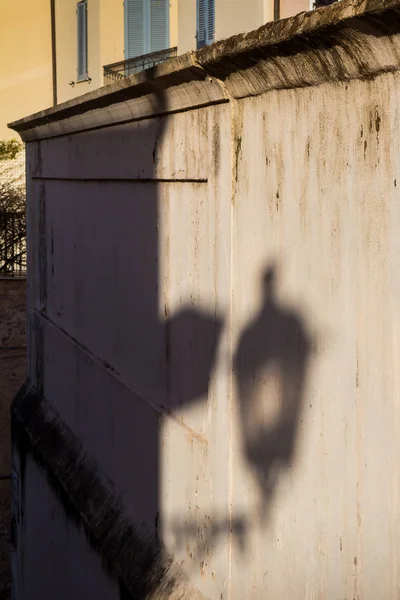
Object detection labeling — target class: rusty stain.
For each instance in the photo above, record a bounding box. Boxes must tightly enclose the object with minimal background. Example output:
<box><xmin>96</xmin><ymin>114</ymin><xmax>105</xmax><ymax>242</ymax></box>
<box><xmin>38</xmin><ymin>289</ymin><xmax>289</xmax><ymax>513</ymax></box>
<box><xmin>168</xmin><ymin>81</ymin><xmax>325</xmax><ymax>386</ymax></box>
<box><xmin>375</xmin><ymin>109</ymin><xmax>381</xmax><ymax>134</ymax></box>
<box><xmin>235</xmin><ymin>134</ymin><xmax>242</xmax><ymax>183</ymax></box>
<box><xmin>152</xmin><ymin>137</ymin><xmax>158</xmax><ymax>165</ymax></box>
<box><xmin>212</xmin><ymin>120</ymin><xmax>220</xmax><ymax>177</ymax></box>
<box><xmin>369</xmin><ymin>110</ymin><xmax>374</xmax><ymax>134</ymax></box>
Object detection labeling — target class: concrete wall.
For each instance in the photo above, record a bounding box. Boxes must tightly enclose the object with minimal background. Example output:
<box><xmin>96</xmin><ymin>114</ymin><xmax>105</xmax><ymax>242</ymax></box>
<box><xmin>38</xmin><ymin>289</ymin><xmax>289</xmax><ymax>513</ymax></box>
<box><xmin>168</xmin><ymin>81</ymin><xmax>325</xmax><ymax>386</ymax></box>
<box><xmin>9</xmin><ymin>1</ymin><xmax>400</xmax><ymax>599</ymax></box>
<box><xmin>0</xmin><ymin>0</ymin><xmax>52</xmax><ymax>140</ymax></box>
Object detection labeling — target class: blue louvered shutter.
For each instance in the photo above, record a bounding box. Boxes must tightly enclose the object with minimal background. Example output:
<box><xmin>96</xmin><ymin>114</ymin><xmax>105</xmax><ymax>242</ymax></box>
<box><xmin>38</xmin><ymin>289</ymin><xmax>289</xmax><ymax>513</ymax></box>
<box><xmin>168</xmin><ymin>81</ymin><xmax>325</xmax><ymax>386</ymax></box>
<box><xmin>206</xmin><ymin>0</ymin><xmax>215</xmax><ymax>46</ymax></box>
<box><xmin>77</xmin><ymin>0</ymin><xmax>88</xmax><ymax>80</ymax></box>
<box><xmin>125</xmin><ymin>0</ymin><xmax>145</xmax><ymax>59</ymax></box>
<box><xmin>197</xmin><ymin>0</ymin><xmax>214</xmax><ymax>49</ymax></box>
<box><xmin>197</xmin><ymin>0</ymin><xmax>206</xmax><ymax>49</ymax></box>
<box><xmin>150</xmin><ymin>0</ymin><xmax>168</xmax><ymax>53</ymax></box>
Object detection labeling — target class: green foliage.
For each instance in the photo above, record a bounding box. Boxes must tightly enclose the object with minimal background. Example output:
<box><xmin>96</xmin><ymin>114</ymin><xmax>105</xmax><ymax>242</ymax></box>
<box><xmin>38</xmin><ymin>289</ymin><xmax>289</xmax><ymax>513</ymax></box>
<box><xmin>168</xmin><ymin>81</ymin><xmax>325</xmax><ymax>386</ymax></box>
<box><xmin>0</xmin><ymin>139</ymin><xmax>23</xmax><ymax>161</ymax></box>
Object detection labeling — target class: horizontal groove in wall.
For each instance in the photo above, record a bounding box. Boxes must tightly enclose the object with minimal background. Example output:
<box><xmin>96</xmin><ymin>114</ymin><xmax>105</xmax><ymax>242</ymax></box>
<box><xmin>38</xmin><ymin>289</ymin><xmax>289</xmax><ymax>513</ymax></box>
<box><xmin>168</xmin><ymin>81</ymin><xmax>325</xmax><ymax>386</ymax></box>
<box><xmin>32</xmin><ymin>176</ymin><xmax>208</xmax><ymax>184</ymax></box>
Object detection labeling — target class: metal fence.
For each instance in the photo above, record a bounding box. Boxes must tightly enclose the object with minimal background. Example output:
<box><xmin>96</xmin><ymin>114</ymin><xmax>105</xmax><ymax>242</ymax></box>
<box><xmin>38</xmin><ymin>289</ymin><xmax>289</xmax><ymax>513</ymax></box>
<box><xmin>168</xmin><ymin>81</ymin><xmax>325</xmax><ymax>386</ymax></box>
<box><xmin>103</xmin><ymin>47</ymin><xmax>178</xmax><ymax>86</ymax></box>
<box><xmin>0</xmin><ymin>211</ymin><xmax>26</xmax><ymax>277</ymax></box>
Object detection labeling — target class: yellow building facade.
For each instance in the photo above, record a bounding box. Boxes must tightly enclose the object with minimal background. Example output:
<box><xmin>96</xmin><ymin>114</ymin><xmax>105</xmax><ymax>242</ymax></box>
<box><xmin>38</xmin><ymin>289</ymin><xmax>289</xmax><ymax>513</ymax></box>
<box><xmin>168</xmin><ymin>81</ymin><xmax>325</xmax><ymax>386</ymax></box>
<box><xmin>55</xmin><ymin>0</ymin><xmax>123</xmax><ymax>103</ymax></box>
<box><xmin>55</xmin><ymin>0</ymin><xmax>178</xmax><ymax>104</ymax></box>
<box><xmin>1</xmin><ymin>0</ymin><xmax>334</xmax><ymax>139</ymax></box>
<box><xmin>0</xmin><ymin>0</ymin><xmax>53</xmax><ymax>140</ymax></box>
<box><xmin>0</xmin><ymin>0</ymin><xmax>179</xmax><ymax>137</ymax></box>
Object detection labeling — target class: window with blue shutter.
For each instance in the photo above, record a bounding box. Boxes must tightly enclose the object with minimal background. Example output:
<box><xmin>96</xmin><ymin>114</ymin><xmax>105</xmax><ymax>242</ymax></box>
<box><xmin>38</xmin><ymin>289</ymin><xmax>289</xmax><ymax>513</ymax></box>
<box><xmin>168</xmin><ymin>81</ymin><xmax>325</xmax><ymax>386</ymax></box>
<box><xmin>197</xmin><ymin>0</ymin><xmax>215</xmax><ymax>49</ymax></box>
<box><xmin>125</xmin><ymin>0</ymin><xmax>145</xmax><ymax>59</ymax></box>
<box><xmin>314</xmin><ymin>0</ymin><xmax>339</xmax><ymax>6</ymax></box>
<box><xmin>206</xmin><ymin>0</ymin><xmax>215</xmax><ymax>46</ymax></box>
<box><xmin>150</xmin><ymin>0</ymin><xmax>169</xmax><ymax>53</ymax></box>
<box><xmin>125</xmin><ymin>0</ymin><xmax>169</xmax><ymax>60</ymax></box>
<box><xmin>77</xmin><ymin>0</ymin><xmax>88</xmax><ymax>81</ymax></box>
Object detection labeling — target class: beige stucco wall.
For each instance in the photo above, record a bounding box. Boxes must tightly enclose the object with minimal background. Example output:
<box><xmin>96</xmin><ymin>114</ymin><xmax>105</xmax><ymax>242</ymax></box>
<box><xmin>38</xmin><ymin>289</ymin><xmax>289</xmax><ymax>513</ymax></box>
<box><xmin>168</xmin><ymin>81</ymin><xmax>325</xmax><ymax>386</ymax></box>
<box><xmin>99</xmin><ymin>0</ymin><xmax>124</xmax><ymax>73</ymax></box>
<box><xmin>216</xmin><ymin>1</ymin><xmax>264</xmax><ymax>42</ymax></box>
<box><xmin>280</xmin><ymin>0</ymin><xmax>312</xmax><ymax>18</ymax></box>
<box><xmin>0</xmin><ymin>0</ymin><xmax>52</xmax><ymax>141</ymax></box>
<box><xmin>178</xmin><ymin>0</ymin><xmax>197</xmax><ymax>54</ymax></box>
<box><xmin>170</xmin><ymin>0</ymin><xmax>179</xmax><ymax>48</ymax></box>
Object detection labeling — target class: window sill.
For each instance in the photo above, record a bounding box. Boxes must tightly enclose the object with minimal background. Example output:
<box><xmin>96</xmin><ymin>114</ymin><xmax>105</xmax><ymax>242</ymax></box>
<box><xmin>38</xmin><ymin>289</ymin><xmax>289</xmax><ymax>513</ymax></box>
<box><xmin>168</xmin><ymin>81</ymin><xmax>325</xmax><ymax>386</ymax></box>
<box><xmin>69</xmin><ymin>77</ymin><xmax>92</xmax><ymax>87</ymax></box>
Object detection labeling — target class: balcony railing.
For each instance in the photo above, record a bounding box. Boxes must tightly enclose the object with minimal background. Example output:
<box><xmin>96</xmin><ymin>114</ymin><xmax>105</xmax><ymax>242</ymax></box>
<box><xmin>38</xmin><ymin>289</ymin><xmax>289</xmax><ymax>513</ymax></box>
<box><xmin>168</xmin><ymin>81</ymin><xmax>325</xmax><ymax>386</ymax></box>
<box><xmin>103</xmin><ymin>47</ymin><xmax>178</xmax><ymax>86</ymax></box>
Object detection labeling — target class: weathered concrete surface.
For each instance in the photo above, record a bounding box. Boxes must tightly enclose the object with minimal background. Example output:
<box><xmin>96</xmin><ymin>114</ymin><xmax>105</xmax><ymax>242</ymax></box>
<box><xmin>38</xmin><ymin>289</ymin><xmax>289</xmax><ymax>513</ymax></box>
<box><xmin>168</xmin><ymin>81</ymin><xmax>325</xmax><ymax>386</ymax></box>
<box><xmin>8</xmin><ymin>0</ymin><xmax>400</xmax><ymax>598</ymax></box>
<box><xmin>12</xmin><ymin>382</ymin><xmax>205</xmax><ymax>600</ymax></box>
<box><xmin>0</xmin><ymin>279</ymin><xmax>26</xmax><ymax>600</ymax></box>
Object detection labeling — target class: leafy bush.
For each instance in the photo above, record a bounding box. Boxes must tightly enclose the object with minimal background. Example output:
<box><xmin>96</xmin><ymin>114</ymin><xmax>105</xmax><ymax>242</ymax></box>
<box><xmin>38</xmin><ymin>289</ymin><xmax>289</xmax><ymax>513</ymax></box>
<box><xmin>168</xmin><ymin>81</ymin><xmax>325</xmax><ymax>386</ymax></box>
<box><xmin>0</xmin><ymin>139</ymin><xmax>23</xmax><ymax>161</ymax></box>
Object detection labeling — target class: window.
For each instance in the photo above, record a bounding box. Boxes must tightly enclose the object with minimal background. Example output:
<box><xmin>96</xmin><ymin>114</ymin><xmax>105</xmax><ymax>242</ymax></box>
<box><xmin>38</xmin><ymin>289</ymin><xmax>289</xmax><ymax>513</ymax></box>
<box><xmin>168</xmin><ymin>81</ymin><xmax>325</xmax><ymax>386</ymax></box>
<box><xmin>314</xmin><ymin>0</ymin><xmax>339</xmax><ymax>7</ymax></box>
<box><xmin>197</xmin><ymin>0</ymin><xmax>215</xmax><ymax>50</ymax></box>
<box><xmin>77</xmin><ymin>0</ymin><xmax>88</xmax><ymax>81</ymax></box>
<box><xmin>124</xmin><ymin>0</ymin><xmax>169</xmax><ymax>60</ymax></box>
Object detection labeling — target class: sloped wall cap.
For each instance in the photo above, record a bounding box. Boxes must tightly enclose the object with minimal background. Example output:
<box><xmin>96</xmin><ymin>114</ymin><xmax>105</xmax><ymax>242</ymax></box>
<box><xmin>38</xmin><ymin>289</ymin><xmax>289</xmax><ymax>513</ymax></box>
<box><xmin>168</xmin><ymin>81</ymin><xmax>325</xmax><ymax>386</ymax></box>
<box><xmin>8</xmin><ymin>0</ymin><xmax>400</xmax><ymax>139</ymax></box>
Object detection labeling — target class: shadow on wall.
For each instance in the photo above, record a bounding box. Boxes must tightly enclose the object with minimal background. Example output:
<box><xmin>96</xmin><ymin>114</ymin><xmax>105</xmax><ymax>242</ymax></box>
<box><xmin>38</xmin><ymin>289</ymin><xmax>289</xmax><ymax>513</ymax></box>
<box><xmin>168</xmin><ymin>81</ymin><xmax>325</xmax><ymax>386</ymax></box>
<box><xmin>234</xmin><ymin>264</ymin><xmax>310</xmax><ymax>521</ymax></box>
<box><xmin>170</xmin><ymin>264</ymin><xmax>311</xmax><ymax>559</ymax></box>
<box><xmin>34</xmin><ymin>74</ymin><xmax>223</xmax><ymax>599</ymax></box>
<box><xmin>31</xmin><ymin>68</ymin><xmax>312</xmax><ymax>599</ymax></box>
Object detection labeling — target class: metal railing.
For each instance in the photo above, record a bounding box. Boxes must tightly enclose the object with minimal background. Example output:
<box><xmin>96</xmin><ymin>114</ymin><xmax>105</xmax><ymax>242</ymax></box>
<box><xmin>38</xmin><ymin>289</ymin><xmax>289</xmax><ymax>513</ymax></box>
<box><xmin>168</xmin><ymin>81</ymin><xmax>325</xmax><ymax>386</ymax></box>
<box><xmin>103</xmin><ymin>47</ymin><xmax>178</xmax><ymax>86</ymax></box>
<box><xmin>0</xmin><ymin>211</ymin><xmax>26</xmax><ymax>277</ymax></box>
